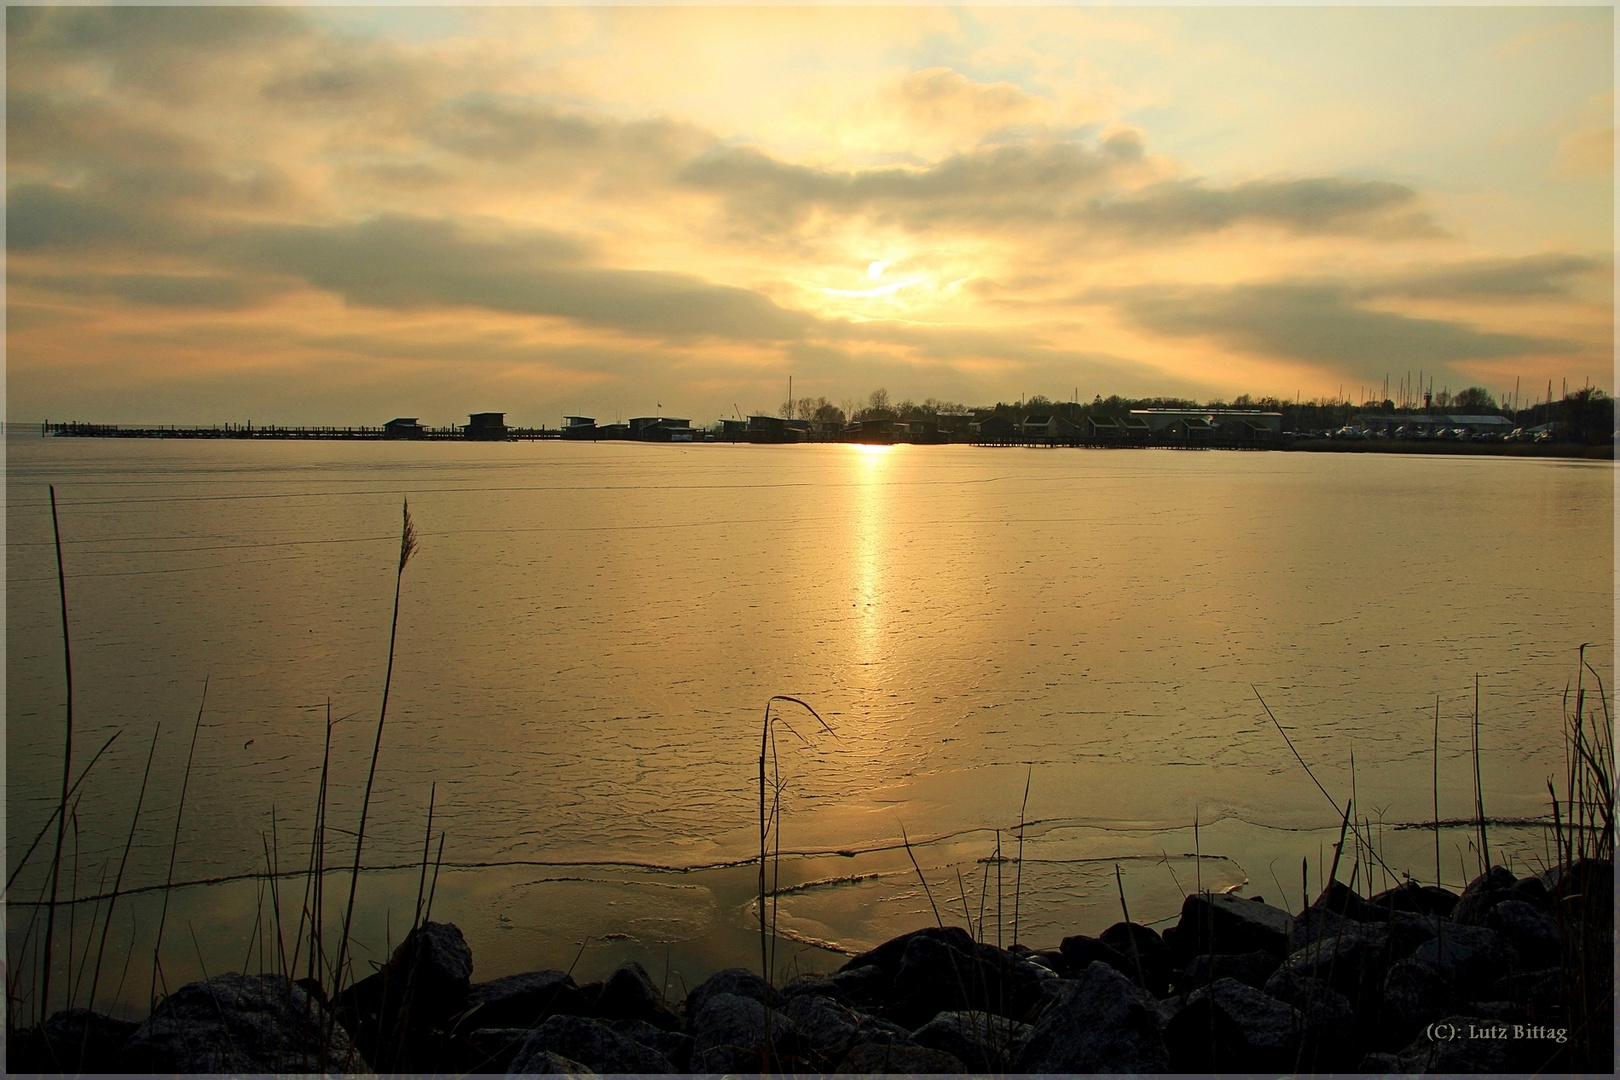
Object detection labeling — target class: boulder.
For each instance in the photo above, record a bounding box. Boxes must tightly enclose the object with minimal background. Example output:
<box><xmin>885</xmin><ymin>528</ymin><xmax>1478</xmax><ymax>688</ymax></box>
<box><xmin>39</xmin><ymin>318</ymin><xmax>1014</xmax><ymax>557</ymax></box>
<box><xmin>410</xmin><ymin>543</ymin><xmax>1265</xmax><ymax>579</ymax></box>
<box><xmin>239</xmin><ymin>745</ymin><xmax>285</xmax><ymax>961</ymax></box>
<box><xmin>1369</xmin><ymin>881</ymin><xmax>1458</xmax><ymax>917</ymax></box>
<box><xmin>1099</xmin><ymin>921</ymin><xmax>1173</xmax><ymax>996</ymax></box>
<box><xmin>839</xmin><ymin>925</ymin><xmax>976</xmax><ymax>978</ymax></box>
<box><xmin>1013</xmin><ymin>962</ymin><xmax>1171</xmax><ymax>1073</ymax></box>
<box><xmin>464</xmin><ymin>970</ymin><xmax>585</xmax><ymax>1031</ymax></box>
<box><xmin>1175</xmin><ymin>949</ymin><xmax>1279</xmax><ymax>993</ymax></box>
<box><xmin>887</xmin><ymin>931</ymin><xmax>1041</xmax><ymax>1027</ymax></box>
<box><xmin>1377</xmin><ymin>959</ymin><xmax>1455</xmax><ymax>1050</ymax></box>
<box><xmin>507</xmin><ymin>1014</ymin><xmax>675</xmax><ymax>1074</ymax></box>
<box><xmin>1450</xmin><ymin>865</ymin><xmax>1518</xmax><ymax>926</ymax></box>
<box><xmin>24</xmin><ymin>1008</ymin><xmax>139</xmax><ymax>1073</ymax></box>
<box><xmin>333</xmin><ymin>920</ymin><xmax>473</xmax><ymax>1069</ymax></box>
<box><xmin>912</xmin><ymin>1009</ymin><xmax>1031</xmax><ymax>1072</ymax></box>
<box><xmin>1164</xmin><ymin>977</ymin><xmax>1302</xmax><ymax>1073</ymax></box>
<box><xmin>1507</xmin><ymin>875</ymin><xmax>1550</xmax><ymax>910</ymax></box>
<box><xmin>122</xmin><ymin>973</ymin><xmax>362</xmax><ymax>1073</ymax></box>
<box><xmin>1408</xmin><ymin>923</ymin><xmax>1515</xmax><ymax>988</ymax></box>
<box><xmin>1258</xmin><ymin>973</ymin><xmax>1360</xmax><ymax>1071</ymax></box>
<box><xmin>1392</xmin><ymin>1014</ymin><xmax>1547</xmax><ymax>1073</ymax></box>
<box><xmin>1313</xmin><ymin>880</ymin><xmax>1382</xmax><ymax>922</ymax></box>
<box><xmin>457</xmin><ymin>1027</ymin><xmax>543</xmax><ymax>1073</ymax></box>
<box><xmin>1269</xmin><ymin>920</ymin><xmax>1391</xmax><ymax>1008</ymax></box>
<box><xmin>1163</xmin><ymin>891</ymin><xmax>1294</xmax><ymax>962</ymax></box>
<box><xmin>594</xmin><ymin>960</ymin><xmax>679</xmax><ymax>1030</ymax></box>
<box><xmin>837</xmin><ymin>1041</ymin><xmax>966</xmax><ymax>1073</ymax></box>
<box><xmin>687</xmin><ymin>991</ymin><xmax>799</xmax><ymax>1072</ymax></box>
<box><xmin>681</xmin><ymin>967</ymin><xmax>773</xmax><ymax>1020</ymax></box>
<box><xmin>389</xmin><ymin>921</ymin><xmax>474</xmax><ymax>1024</ymax></box>
<box><xmin>1486</xmin><ymin>900</ymin><xmax>1561</xmax><ymax>971</ymax></box>
<box><xmin>778</xmin><ymin>993</ymin><xmax>858</xmax><ymax>1066</ymax></box>
<box><xmin>502</xmin><ymin>1047</ymin><xmax>598</xmax><ymax>1076</ymax></box>
<box><xmin>1059</xmin><ymin>934</ymin><xmax>1130</xmax><ymax>979</ymax></box>
<box><xmin>608</xmin><ymin>1017</ymin><xmax>692</xmax><ymax>1070</ymax></box>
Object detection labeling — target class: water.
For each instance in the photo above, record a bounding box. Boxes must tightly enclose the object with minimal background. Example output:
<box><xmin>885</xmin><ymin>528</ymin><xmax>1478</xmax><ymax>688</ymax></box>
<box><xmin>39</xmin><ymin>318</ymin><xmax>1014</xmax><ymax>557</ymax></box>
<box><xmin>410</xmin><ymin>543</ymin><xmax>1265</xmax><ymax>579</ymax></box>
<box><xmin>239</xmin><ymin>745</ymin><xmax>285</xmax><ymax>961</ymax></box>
<box><xmin>7</xmin><ymin>437</ymin><xmax>1612</xmax><ymax>1017</ymax></box>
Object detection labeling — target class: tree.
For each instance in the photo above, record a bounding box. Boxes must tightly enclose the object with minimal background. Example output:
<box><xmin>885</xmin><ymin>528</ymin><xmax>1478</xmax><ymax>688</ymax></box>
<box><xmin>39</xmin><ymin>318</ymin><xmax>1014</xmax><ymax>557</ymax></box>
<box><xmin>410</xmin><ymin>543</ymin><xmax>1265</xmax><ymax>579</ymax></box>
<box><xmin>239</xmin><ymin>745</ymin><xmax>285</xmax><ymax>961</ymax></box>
<box><xmin>867</xmin><ymin>388</ymin><xmax>891</xmax><ymax>414</ymax></box>
<box><xmin>1452</xmin><ymin>386</ymin><xmax>1497</xmax><ymax>411</ymax></box>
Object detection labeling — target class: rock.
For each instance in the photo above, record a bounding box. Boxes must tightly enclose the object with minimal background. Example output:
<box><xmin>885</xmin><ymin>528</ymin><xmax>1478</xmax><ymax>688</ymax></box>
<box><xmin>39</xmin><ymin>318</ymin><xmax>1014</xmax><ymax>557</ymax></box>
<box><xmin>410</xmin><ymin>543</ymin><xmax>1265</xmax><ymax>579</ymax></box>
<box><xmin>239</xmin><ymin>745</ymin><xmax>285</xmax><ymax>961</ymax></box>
<box><xmin>1384</xmin><ymin>910</ymin><xmax>1446</xmax><ymax>961</ymax></box>
<box><xmin>389</xmin><ymin>920</ymin><xmax>474</xmax><ymax>1024</ymax></box>
<box><xmin>608</xmin><ymin>1017</ymin><xmax>692</xmax><ymax>1070</ymax></box>
<box><xmin>1273</xmin><ymin>976</ymin><xmax>1360</xmax><ymax>1071</ymax></box>
<box><xmin>1541</xmin><ymin>857</ymin><xmax>1613</xmax><ymax>909</ymax></box>
<box><xmin>1495</xmin><ymin>968</ymin><xmax>1563</xmax><ymax>1016</ymax></box>
<box><xmin>1099</xmin><ymin>921</ymin><xmax>1173</xmax><ymax>996</ymax></box>
<box><xmin>457</xmin><ymin>1027</ymin><xmax>542</xmax><ymax>1073</ymax></box>
<box><xmin>1451</xmin><ymin>865</ymin><xmax>1518</xmax><ymax>926</ymax></box>
<box><xmin>594</xmin><ymin>960</ymin><xmax>679</xmax><ymax>1030</ymax></box>
<box><xmin>837</xmin><ymin>1040</ymin><xmax>965</xmax><ymax>1072</ymax></box>
<box><xmin>1370</xmin><ymin>880</ymin><xmax>1458</xmax><ymax>916</ymax></box>
<box><xmin>1013</xmin><ymin>962</ymin><xmax>1171</xmax><ymax>1073</ymax></box>
<box><xmin>1163</xmin><ymin>892</ymin><xmax>1294</xmax><ymax>962</ymax></box>
<box><xmin>687</xmin><ymin>991</ymin><xmax>799</xmax><ymax>1072</ymax></box>
<box><xmin>912</xmin><ymin>1010</ymin><xmax>1031</xmax><ymax>1072</ymax></box>
<box><xmin>1393</xmin><ymin>1014</ymin><xmax>1546</xmax><ymax>1073</ymax></box>
<box><xmin>1409</xmin><ymin>923</ymin><xmax>1515</xmax><ymax>987</ymax></box>
<box><xmin>1288</xmin><ymin>905</ymin><xmax>1355</xmax><ymax>952</ymax></box>
<box><xmin>1176</xmin><ymin>949</ymin><xmax>1279</xmax><ymax>993</ymax></box>
<box><xmin>508</xmin><ymin>1014</ymin><xmax>675</xmax><ymax>1074</ymax></box>
<box><xmin>1164</xmin><ymin>977</ymin><xmax>1302</xmax><ymax>1073</ymax></box>
<box><xmin>816</xmin><ymin>963</ymin><xmax>890</xmax><ymax>1010</ymax></box>
<box><xmin>123</xmin><ymin>973</ymin><xmax>362</xmax><ymax>1073</ymax></box>
<box><xmin>464</xmin><ymin>970</ymin><xmax>585</xmax><ymax>1031</ymax></box>
<box><xmin>1486</xmin><ymin>900</ymin><xmax>1561</xmax><ymax>970</ymax></box>
<box><xmin>846</xmin><ymin>1014</ymin><xmax>917</xmax><ymax>1049</ymax></box>
<box><xmin>839</xmin><ymin>925</ymin><xmax>976</xmax><ymax>977</ymax></box>
<box><xmin>1359</xmin><ymin>1050</ymin><xmax>1402</xmax><ymax>1071</ymax></box>
<box><xmin>777</xmin><ymin>993</ymin><xmax>858</xmax><ymax>1067</ymax></box>
<box><xmin>503</xmin><ymin>1047</ymin><xmax>598</xmax><ymax>1076</ymax></box>
<box><xmin>1056</xmin><ymin>939</ymin><xmax>1134</xmax><ymax>977</ymax></box>
<box><xmin>27</xmin><ymin>1008</ymin><xmax>139</xmax><ymax>1073</ymax></box>
<box><xmin>1269</xmin><ymin>921</ymin><xmax>1391</xmax><ymax>1008</ymax></box>
<box><xmin>1507</xmin><ymin>875</ymin><xmax>1550</xmax><ymax>910</ymax></box>
<box><xmin>1378</xmin><ymin>959</ymin><xmax>1455</xmax><ymax>1050</ymax></box>
<box><xmin>888</xmin><ymin>931</ymin><xmax>1039</xmax><ymax>1027</ymax></box>
<box><xmin>682</xmin><ymin>967</ymin><xmax>773</xmax><ymax>1020</ymax></box>
<box><xmin>1313</xmin><ymin>880</ymin><xmax>1382</xmax><ymax>922</ymax></box>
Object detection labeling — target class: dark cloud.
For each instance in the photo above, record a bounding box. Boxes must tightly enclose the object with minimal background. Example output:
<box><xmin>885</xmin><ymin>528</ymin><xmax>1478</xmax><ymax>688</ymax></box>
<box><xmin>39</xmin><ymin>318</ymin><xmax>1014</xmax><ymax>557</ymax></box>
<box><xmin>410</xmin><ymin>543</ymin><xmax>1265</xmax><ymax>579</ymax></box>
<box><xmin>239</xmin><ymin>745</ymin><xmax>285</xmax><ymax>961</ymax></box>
<box><xmin>1104</xmin><ymin>281</ymin><xmax>1579</xmax><ymax>370</ymax></box>
<box><xmin>679</xmin><ymin>140</ymin><xmax>1134</xmax><ymax>232</ymax></box>
<box><xmin>15</xmin><ymin>271</ymin><xmax>283</xmax><ymax>311</ymax></box>
<box><xmin>681</xmin><ymin>141</ymin><xmax>1438</xmax><ymax>239</ymax></box>
<box><xmin>1361</xmin><ymin>253</ymin><xmax>1605</xmax><ymax>298</ymax></box>
<box><xmin>222</xmin><ymin>214</ymin><xmax>813</xmax><ymax>342</ymax></box>
<box><xmin>1088</xmin><ymin>177</ymin><xmax>1440</xmax><ymax>238</ymax></box>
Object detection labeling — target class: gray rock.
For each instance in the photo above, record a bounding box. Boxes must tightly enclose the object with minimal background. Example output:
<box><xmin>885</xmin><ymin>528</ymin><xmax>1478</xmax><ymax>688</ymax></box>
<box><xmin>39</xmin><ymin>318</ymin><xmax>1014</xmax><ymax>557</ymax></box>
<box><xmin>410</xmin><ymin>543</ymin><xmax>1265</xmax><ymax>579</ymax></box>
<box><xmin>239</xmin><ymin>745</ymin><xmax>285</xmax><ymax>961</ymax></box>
<box><xmin>1393</xmin><ymin>1013</ymin><xmax>1544</xmax><ymax>1073</ymax></box>
<box><xmin>1163</xmin><ymin>891</ymin><xmax>1294</xmax><ymax>961</ymax></box>
<box><xmin>1486</xmin><ymin>899</ymin><xmax>1560</xmax><ymax>970</ymax></box>
<box><xmin>1451</xmin><ymin>865</ymin><xmax>1518</xmax><ymax>926</ymax></box>
<box><xmin>462</xmin><ymin>1027</ymin><xmax>543</xmax><ymax>1073</ymax></box>
<box><xmin>847</xmin><ymin>1014</ymin><xmax>916</xmax><ymax>1048</ymax></box>
<box><xmin>1164</xmin><ymin>977</ymin><xmax>1302</xmax><ymax>1072</ymax></box>
<box><xmin>1176</xmin><ymin>949</ymin><xmax>1279</xmax><ymax>993</ymax></box>
<box><xmin>504</xmin><ymin>1046</ymin><xmax>598</xmax><ymax>1076</ymax></box>
<box><xmin>508</xmin><ymin>1014</ymin><xmax>675</xmax><ymax>1074</ymax></box>
<box><xmin>779</xmin><ymin>992</ymin><xmax>858</xmax><ymax>1060</ymax></box>
<box><xmin>889</xmin><ymin>932</ymin><xmax>994</xmax><ymax>1027</ymax></box>
<box><xmin>1409</xmin><ymin>922</ymin><xmax>1515</xmax><ymax>987</ymax></box>
<box><xmin>1270</xmin><ymin>920</ymin><xmax>1391</xmax><ymax>1007</ymax></box>
<box><xmin>1495</xmin><ymin>967</ymin><xmax>1562</xmax><ymax>1013</ymax></box>
<box><xmin>1507</xmin><ymin>875</ymin><xmax>1550</xmax><ymax>910</ymax></box>
<box><xmin>466</xmin><ymin>970</ymin><xmax>585</xmax><ymax>1031</ymax></box>
<box><xmin>687</xmin><ymin>991</ymin><xmax>799</xmax><ymax>1072</ymax></box>
<box><xmin>608</xmin><ymin>1017</ymin><xmax>693</xmax><ymax>1071</ymax></box>
<box><xmin>912</xmin><ymin>1009</ymin><xmax>1031</xmax><ymax>1072</ymax></box>
<box><xmin>1013</xmin><ymin>961</ymin><xmax>1171</xmax><ymax>1073</ymax></box>
<box><xmin>682</xmin><ymin>966</ymin><xmax>773</xmax><ymax>1020</ymax></box>
<box><xmin>1099</xmin><ymin>921</ymin><xmax>1173</xmax><ymax>996</ymax></box>
<box><xmin>32</xmin><ymin>1008</ymin><xmax>139</xmax><ymax>1073</ymax></box>
<box><xmin>122</xmin><ymin>973</ymin><xmax>362</xmax><ymax>1073</ymax></box>
<box><xmin>840</xmin><ymin>925</ymin><xmax>976</xmax><ymax>977</ymax></box>
<box><xmin>594</xmin><ymin>960</ymin><xmax>678</xmax><ymax>1030</ymax></box>
<box><xmin>838</xmin><ymin>1040</ymin><xmax>966</xmax><ymax>1073</ymax></box>
<box><xmin>1369</xmin><ymin>881</ymin><xmax>1458</xmax><ymax>917</ymax></box>
<box><xmin>1313</xmin><ymin>880</ymin><xmax>1382</xmax><ymax>922</ymax></box>
<box><xmin>1378</xmin><ymin>959</ymin><xmax>1454</xmax><ymax>1050</ymax></box>
<box><xmin>389</xmin><ymin>920</ymin><xmax>474</xmax><ymax>1024</ymax></box>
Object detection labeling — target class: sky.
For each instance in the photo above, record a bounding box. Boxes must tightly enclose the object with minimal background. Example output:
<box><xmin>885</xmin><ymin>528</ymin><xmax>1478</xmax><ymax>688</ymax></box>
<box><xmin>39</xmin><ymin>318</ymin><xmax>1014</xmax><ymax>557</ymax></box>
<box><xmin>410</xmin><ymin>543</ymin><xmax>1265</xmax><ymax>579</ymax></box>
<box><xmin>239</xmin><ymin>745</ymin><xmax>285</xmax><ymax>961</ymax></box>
<box><xmin>7</xmin><ymin>5</ymin><xmax>1613</xmax><ymax>426</ymax></box>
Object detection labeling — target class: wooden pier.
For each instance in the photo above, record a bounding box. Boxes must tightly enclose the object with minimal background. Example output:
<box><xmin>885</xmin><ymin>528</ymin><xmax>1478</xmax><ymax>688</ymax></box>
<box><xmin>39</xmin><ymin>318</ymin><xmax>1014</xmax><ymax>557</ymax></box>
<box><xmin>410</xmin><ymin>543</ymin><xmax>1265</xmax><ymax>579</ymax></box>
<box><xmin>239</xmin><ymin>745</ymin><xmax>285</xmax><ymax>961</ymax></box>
<box><xmin>41</xmin><ymin>422</ymin><xmax>562</xmax><ymax>441</ymax></box>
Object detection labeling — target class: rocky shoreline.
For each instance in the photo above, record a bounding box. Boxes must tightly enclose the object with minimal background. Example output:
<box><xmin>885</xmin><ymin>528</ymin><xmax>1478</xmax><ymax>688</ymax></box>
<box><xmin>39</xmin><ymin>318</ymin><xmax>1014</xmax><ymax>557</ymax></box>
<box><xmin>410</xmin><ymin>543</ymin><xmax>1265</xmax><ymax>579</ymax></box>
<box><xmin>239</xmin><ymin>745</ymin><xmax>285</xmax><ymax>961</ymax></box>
<box><xmin>13</xmin><ymin>859</ymin><xmax>1610</xmax><ymax>1074</ymax></box>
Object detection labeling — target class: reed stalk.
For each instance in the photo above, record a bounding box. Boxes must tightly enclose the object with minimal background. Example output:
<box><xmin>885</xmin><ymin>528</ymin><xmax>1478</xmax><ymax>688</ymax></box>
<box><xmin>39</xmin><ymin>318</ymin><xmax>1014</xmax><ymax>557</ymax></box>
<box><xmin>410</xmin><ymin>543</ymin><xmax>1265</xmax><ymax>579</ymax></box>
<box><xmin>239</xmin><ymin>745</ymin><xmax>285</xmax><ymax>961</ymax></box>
<box><xmin>8</xmin><ymin>729</ymin><xmax>122</xmax><ymax>893</ymax></box>
<box><xmin>332</xmin><ymin>499</ymin><xmax>418</xmax><ymax>999</ymax></box>
<box><xmin>1012</xmin><ymin>767</ymin><xmax>1030</xmax><ymax>947</ymax></box>
<box><xmin>149</xmin><ymin>677</ymin><xmax>209</xmax><ymax>1010</ymax></box>
<box><xmin>42</xmin><ymin>485</ymin><xmax>76</xmax><ymax>1020</ymax></box>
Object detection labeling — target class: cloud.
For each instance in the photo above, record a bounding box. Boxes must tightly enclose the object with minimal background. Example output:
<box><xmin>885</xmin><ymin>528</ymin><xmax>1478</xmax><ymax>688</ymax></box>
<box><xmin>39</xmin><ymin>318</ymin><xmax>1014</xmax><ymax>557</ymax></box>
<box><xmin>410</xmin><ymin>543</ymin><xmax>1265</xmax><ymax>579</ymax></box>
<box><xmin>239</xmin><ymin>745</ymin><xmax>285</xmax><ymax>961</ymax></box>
<box><xmin>1103</xmin><ymin>281</ymin><xmax>1578</xmax><ymax>372</ymax></box>
<box><xmin>1362</xmin><ymin>253</ymin><xmax>1605</xmax><ymax>299</ymax></box>
<box><xmin>1089</xmin><ymin>177</ymin><xmax>1441</xmax><ymax>238</ymax></box>
<box><xmin>886</xmin><ymin>67</ymin><xmax>1054</xmax><ymax>133</ymax></box>
<box><xmin>681</xmin><ymin>139</ymin><xmax>1437</xmax><ymax>239</ymax></box>
<box><xmin>222</xmin><ymin>215</ymin><xmax>814</xmax><ymax>342</ymax></box>
<box><xmin>15</xmin><ymin>271</ymin><xmax>285</xmax><ymax>310</ymax></box>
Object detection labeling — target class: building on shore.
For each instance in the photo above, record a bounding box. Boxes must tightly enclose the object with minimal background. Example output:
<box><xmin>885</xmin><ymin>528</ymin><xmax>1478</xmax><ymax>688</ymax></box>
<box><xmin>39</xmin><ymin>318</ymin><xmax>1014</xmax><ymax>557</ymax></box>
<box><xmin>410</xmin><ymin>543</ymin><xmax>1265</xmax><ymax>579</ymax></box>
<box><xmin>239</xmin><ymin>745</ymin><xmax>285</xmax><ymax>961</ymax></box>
<box><xmin>562</xmin><ymin>416</ymin><xmax>597</xmax><ymax>440</ymax></box>
<box><xmin>383</xmin><ymin>417</ymin><xmax>425</xmax><ymax>440</ymax></box>
<box><xmin>466</xmin><ymin>412</ymin><xmax>508</xmax><ymax>441</ymax></box>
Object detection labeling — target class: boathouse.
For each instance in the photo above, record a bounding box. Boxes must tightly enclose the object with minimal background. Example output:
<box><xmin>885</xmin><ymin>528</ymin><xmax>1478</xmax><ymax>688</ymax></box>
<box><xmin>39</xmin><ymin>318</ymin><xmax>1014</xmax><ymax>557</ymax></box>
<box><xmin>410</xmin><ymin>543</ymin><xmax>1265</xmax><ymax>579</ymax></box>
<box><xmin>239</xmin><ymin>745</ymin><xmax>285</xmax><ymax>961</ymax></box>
<box><xmin>466</xmin><ymin>412</ymin><xmax>508</xmax><ymax>441</ymax></box>
<box><xmin>384</xmin><ymin>417</ymin><xmax>425</xmax><ymax>440</ymax></box>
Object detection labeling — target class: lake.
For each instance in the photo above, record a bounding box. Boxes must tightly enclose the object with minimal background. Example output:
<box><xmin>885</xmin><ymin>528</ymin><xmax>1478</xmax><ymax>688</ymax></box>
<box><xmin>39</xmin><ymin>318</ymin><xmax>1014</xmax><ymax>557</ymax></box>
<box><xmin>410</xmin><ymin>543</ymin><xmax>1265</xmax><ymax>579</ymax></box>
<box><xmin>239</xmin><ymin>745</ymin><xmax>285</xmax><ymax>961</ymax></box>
<box><xmin>7</xmin><ymin>436</ymin><xmax>1612</xmax><ymax>1017</ymax></box>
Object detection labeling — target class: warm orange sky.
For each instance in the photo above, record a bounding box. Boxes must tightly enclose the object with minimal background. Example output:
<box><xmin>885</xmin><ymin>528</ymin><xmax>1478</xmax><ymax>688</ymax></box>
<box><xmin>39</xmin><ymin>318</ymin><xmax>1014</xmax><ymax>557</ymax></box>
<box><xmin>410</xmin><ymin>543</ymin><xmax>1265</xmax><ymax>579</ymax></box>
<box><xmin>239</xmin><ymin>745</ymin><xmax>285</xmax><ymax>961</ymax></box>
<box><xmin>7</xmin><ymin>6</ymin><xmax>1613</xmax><ymax>426</ymax></box>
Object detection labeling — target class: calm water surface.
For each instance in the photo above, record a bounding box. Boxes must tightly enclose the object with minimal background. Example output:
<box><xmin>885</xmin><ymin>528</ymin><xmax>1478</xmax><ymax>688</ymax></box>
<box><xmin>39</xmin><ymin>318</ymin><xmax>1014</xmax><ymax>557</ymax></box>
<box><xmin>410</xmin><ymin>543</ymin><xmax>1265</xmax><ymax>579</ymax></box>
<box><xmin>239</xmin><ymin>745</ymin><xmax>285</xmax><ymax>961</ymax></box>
<box><xmin>7</xmin><ymin>437</ymin><xmax>1612</xmax><ymax>1015</ymax></box>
